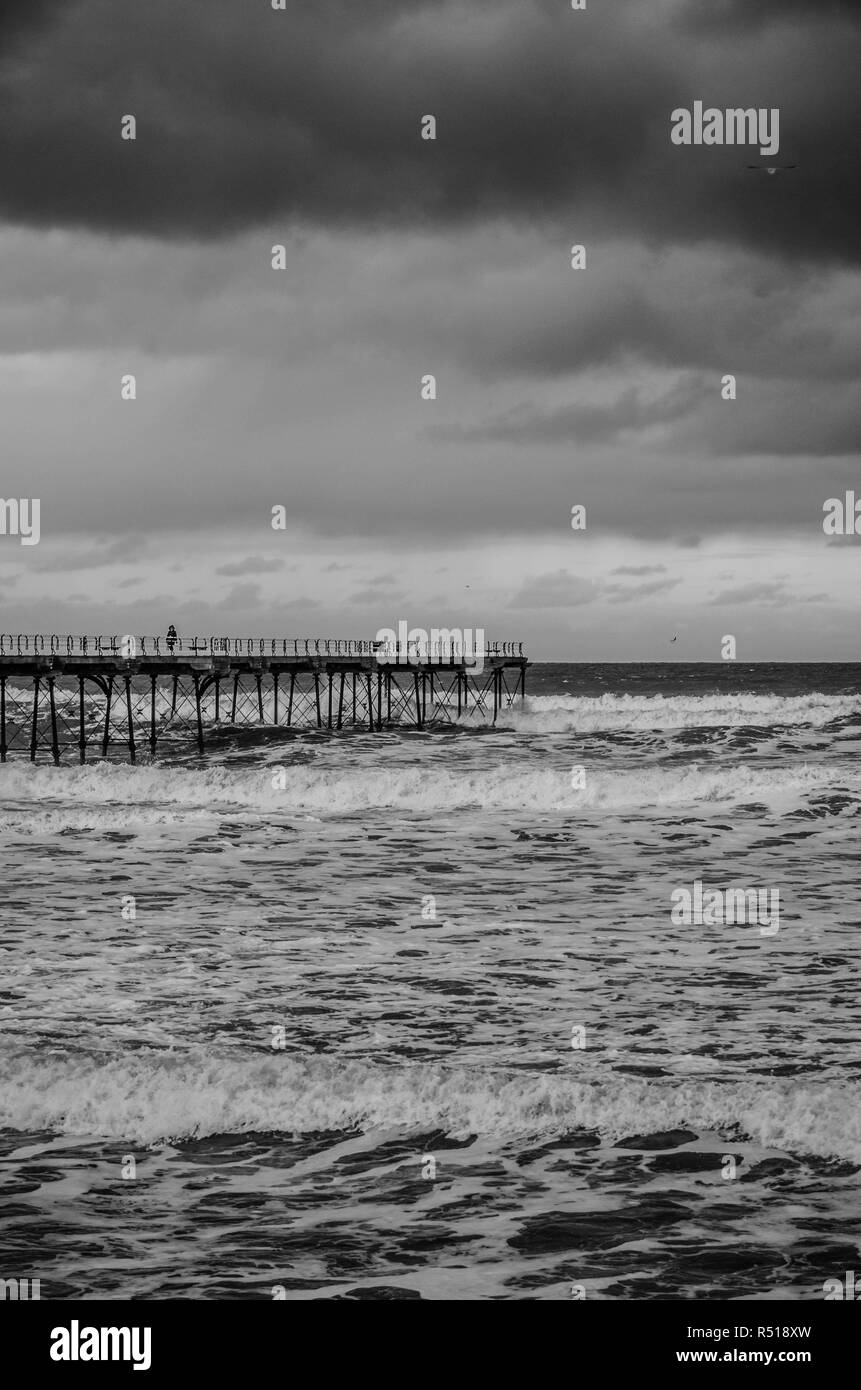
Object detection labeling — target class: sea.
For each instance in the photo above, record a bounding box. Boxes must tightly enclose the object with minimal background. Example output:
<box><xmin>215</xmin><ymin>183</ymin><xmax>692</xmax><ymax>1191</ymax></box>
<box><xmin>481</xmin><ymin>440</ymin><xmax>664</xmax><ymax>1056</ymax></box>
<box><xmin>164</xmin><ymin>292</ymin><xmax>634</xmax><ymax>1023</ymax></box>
<box><xmin>1</xmin><ymin>661</ymin><xmax>860</xmax><ymax>1301</ymax></box>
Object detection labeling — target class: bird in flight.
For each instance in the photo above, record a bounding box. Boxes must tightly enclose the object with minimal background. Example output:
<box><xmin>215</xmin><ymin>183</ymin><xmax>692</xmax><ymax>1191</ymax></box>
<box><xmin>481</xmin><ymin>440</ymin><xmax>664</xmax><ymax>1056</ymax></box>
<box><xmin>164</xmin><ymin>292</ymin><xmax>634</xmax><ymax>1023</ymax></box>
<box><xmin>747</xmin><ymin>164</ymin><xmax>797</xmax><ymax>176</ymax></box>
<box><xmin>670</xmin><ymin>635</ymin><xmax>678</xmax><ymax>643</ymax></box>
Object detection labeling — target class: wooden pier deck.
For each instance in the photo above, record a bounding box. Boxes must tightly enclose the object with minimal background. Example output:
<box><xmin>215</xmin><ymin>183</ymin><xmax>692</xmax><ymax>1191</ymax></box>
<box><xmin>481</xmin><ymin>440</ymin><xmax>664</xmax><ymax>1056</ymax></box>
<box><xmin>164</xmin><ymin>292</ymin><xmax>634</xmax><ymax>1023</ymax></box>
<box><xmin>0</xmin><ymin>635</ymin><xmax>528</xmax><ymax>762</ymax></box>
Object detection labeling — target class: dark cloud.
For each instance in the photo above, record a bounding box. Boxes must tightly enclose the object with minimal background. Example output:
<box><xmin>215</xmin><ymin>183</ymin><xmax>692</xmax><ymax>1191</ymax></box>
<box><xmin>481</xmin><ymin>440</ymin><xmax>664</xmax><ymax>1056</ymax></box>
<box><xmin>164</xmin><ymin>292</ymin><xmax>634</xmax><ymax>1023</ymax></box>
<box><xmin>0</xmin><ymin>0</ymin><xmax>859</xmax><ymax>263</ymax></box>
<box><xmin>682</xmin><ymin>0</ymin><xmax>861</xmax><ymax>32</ymax></box>
<box><xmin>0</xmin><ymin>0</ymin><xmax>71</xmax><ymax>39</ymax></box>
<box><xmin>1</xmin><ymin>0</ymin><xmax>858</xmax><ymax>574</ymax></box>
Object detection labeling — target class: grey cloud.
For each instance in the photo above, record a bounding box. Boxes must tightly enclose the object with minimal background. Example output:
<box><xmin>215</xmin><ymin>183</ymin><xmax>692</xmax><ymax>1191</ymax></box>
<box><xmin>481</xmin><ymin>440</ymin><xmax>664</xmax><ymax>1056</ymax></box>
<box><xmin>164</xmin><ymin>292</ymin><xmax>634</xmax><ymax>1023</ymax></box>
<box><xmin>681</xmin><ymin>0</ymin><xmax>861</xmax><ymax>31</ymax></box>
<box><xmin>429</xmin><ymin>372</ymin><xmax>861</xmax><ymax>466</ymax></box>
<box><xmin>605</xmin><ymin>577</ymin><xmax>681</xmax><ymax>603</ymax></box>
<box><xmin>0</xmin><ymin>0</ymin><xmax>859</xmax><ymax>265</ymax></box>
<box><xmin>611</xmin><ymin>564</ymin><xmax>667</xmax><ymax>575</ymax></box>
<box><xmin>348</xmin><ymin>586</ymin><xmax>405</xmax><ymax>604</ymax></box>
<box><xmin>0</xmin><ymin>0</ymin><xmax>67</xmax><ymax>40</ymax></box>
<box><xmin>214</xmin><ymin>556</ymin><xmax>284</xmax><ymax>576</ymax></box>
<box><xmin>0</xmin><ymin>2</ymin><xmax>858</xmax><ymax>569</ymax></box>
<box><xmin>430</xmin><ymin>381</ymin><xmax>701</xmax><ymax>447</ymax></box>
<box><xmin>31</xmin><ymin>535</ymin><xmax>148</xmax><ymax>572</ymax></box>
<box><xmin>215</xmin><ymin>582</ymin><xmax>263</xmax><ymax>610</ymax></box>
<box><xmin>7</xmin><ymin>233</ymin><xmax>858</xmax><ymax>393</ymax></box>
<box><xmin>707</xmin><ymin>580</ymin><xmax>830</xmax><ymax>605</ymax></box>
<box><xmin>509</xmin><ymin>571</ymin><xmax>597</xmax><ymax>608</ymax></box>
<box><xmin>707</xmin><ymin>581</ymin><xmax>788</xmax><ymax>604</ymax></box>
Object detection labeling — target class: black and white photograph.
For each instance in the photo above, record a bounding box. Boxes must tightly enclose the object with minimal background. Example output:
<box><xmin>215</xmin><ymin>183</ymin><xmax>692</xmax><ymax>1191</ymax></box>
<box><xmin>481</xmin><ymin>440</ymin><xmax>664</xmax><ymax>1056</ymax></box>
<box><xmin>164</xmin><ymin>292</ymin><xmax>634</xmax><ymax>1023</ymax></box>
<box><xmin>1</xmin><ymin>0</ymin><xmax>860</xmax><ymax>1354</ymax></box>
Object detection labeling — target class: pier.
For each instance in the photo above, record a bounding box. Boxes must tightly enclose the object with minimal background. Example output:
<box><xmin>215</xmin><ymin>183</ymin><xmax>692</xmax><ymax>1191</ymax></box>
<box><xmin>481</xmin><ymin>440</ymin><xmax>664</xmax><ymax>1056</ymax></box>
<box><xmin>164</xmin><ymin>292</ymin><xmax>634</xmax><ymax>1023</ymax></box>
<box><xmin>0</xmin><ymin>635</ymin><xmax>528</xmax><ymax>762</ymax></box>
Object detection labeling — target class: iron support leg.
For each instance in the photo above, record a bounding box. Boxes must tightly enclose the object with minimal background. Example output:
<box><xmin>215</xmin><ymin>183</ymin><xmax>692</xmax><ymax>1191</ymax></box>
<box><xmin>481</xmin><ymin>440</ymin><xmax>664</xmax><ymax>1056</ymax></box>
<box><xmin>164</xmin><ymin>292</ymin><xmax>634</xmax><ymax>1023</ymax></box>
<box><xmin>48</xmin><ymin>677</ymin><xmax>59</xmax><ymax>765</ymax></box>
<box><xmin>101</xmin><ymin>677</ymin><xmax>113</xmax><ymax>757</ymax></box>
<box><xmin>125</xmin><ymin>675</ymin><xmax>136</xmax><ymax>763</ymax></box>
<box><xmin>194</xmin><ymin>673</ymin><xmax>205</xmax><ymax>754</ymax></box>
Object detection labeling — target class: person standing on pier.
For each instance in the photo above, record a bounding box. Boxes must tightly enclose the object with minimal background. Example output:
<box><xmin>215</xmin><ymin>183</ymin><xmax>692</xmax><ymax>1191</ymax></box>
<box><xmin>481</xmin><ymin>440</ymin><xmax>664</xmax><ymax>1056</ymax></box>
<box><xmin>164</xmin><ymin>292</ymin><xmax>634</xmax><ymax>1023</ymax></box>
<box><xmin>166</xmin><ymin>624</ymin><xmax>178</xmax><ymax>653</ymax></box>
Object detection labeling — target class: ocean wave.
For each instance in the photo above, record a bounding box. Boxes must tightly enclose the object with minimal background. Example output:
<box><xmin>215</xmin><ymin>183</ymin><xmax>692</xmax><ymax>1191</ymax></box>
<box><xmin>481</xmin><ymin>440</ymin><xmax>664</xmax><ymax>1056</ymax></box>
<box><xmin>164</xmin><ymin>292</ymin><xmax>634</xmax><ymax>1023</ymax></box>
<box><xmin>0</xmin><ymin>685</ymin><xmax>854</xmax><ymax>739</ymax></box>
<box><xmin>510</xmin><ymin>692</ymin><xmax>860</xmax><ymax>733</ymax></box>
<box><xmin>0</xmin><ymin>758</ymin><xmax>857</xmax><ymax>827</ymax></box>
<box><xmin>1</xmin><ymin>1049</ymin><xmax>859</xmax><ymax>1159</ymax></box>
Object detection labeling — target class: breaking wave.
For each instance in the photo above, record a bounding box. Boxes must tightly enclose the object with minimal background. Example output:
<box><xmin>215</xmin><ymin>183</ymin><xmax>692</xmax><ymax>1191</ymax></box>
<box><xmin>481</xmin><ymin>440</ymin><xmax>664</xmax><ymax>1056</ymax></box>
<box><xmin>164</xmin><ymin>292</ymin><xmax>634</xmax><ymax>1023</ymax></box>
<box><xmin>510</xmin><ymin>692</ymin><xmax>860</xmax><ymax>733</ymax></box>
<box><xmin>0</xmin><ymin>686</ymin><xmax>855</xmax><ymax>739</ymax></box>
<box><xmin>2</xmin><ymin>1048</ymin><xmax>859</xmax><ymax>1160</ymax></box>
<box><xmin>1</xmin><ymin>757</ymin><xmax>859</xmax><ymax>830</ymax></box>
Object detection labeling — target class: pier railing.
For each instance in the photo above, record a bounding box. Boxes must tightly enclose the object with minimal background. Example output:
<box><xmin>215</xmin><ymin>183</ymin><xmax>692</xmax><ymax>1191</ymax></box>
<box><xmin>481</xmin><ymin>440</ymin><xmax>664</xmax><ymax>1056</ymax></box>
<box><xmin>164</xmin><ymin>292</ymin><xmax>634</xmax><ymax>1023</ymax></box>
<box><xmin>0</xmin><ymin>634</ymin><xmax>525</xmax><ymax>660</ymax></box>
<box><xmin>0</xmin><ymin>636</ymin><xmax>528</xmax><ymax>759</ymax></box>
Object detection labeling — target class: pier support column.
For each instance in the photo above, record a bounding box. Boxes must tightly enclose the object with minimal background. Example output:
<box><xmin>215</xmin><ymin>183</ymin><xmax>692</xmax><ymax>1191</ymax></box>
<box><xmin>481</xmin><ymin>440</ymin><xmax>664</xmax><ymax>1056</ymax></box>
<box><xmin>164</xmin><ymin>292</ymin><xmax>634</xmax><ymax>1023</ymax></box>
<box><xmin>414</xmin><ymin>672</ymin><xmax>423</xmax><ymax>730</ymax></box>
<box><xmin>1</xmin><ymin>675</ymin><xmax>7</xmax><ymax>763</ymax></box>
<box><xmin>493</xmin><ymin>669</ymin><xmax>499</xmax><ymax>724</ymax></box>
<box><xmin>337</xmin><ymin>672</ymin><xmax>345</xmax><ymax>729</ymax></box>
<box><xmin>125</xmin><ymin>675</ymin><xmax>136</xmax><ymax>763</ymax></box>
<box><xmin>150</xmin><ymin>675</ymin><xmax>158</xmax><ymax>757</ymax></box>
<box><xmin>79</xmin><ymin>676</ymin><xmax>86</xmax><ymax>763</ymax></box>
<box><xmin>231</xmin><ymin>674</ymin><xmax>239</xmax><ymax>722</ymax></box>
<box><xmin>101</xmin><ymin>676</ymin><xmax>113</xmax><ymax>757</ymax></box>
<box><xmin>386</xmin><ymin>671</ymin><xmax>391</xmax><ymax>724</ymax></box>
<box><xmin>327</xmin><ymin>670</ymin><xmax>333</xmax><ymax>730</ymax></box>
<box><xmin>366</xmin><ymin>672</ymin><xmax>374</xmax><ymax>731</ymax></box>
<box><xmin>314</xmin><ymin>672</ymin><xmax>322</xmax><ymax>728</ymax></box>
<box><xmin>256</xmin><ymin>673</ymin><xmax>264</xmax><ymax>723</ymax></box>
<box><xmin>48</xmin><ymin>677</ymin><xmax>60</xmax><ymax>766</ymax></box>
<box><xmin>215</xmin><ymin>676</ymin><xmax>221</xmax><ymax>722</ymax></box>
<box><xmin>287</xmin><ymin>672</ymin><xmax>295</xmax><ymax>727</ymax></box>
<box><xmin>193</xmin><ymin>673</ymin><xmax>205</xmax><ymax>754</ymax></box>
<box><xmin>170</xmin><ymin>675</ymin><xmax>178</xmax><ymax>717</ymax></box>
<box><xmin>30</xmin><ymin>675</ymin><xmax>41</xmax><ymax>761</ymax></box>
<box><xmin>377</xmin><ymin>670</ymin><xmax>383</xmax><ymax>731</ymax></box>
<box><xmin>273</xmin><ymin>673</ymin><xmax>279</xmax><ymax>725</ymax></box>
<box><xmin>351</xmin><ymin>674</ymin><xmax>356</xmax><ymax>725</ymax></box>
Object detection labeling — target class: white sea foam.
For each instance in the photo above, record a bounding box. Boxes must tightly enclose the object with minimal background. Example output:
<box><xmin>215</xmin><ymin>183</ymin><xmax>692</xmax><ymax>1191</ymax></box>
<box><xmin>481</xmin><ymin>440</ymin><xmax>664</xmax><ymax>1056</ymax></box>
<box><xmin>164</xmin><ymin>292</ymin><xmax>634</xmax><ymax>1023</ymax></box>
<box><xmin>2</xmin><ymin>1049</ymin><xmax>859</xmax><ymax>1159</ymax></box>
<box><xmin>509</xmin><ymin>692</ymin><xmax>859</xmax><ymax>733</ymax></box>
<box><xmin>1</xmin><ymin>685</ymin><xmax>854</xmax><ymax>737</ymax></box>
<box><xmin>0</xmin><ymin>757</ymin><xmax>857</xmax><ymax>830</ymax></box>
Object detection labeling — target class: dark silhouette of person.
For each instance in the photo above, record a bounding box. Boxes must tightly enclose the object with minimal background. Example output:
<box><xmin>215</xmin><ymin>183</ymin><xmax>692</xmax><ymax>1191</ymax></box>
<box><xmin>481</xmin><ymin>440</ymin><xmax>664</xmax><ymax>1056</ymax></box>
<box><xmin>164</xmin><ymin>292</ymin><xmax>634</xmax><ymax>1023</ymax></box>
<box><xmin>166</xmin><ymin>624</ymin><xmax>178</xmax><ymax>653</ymax></box>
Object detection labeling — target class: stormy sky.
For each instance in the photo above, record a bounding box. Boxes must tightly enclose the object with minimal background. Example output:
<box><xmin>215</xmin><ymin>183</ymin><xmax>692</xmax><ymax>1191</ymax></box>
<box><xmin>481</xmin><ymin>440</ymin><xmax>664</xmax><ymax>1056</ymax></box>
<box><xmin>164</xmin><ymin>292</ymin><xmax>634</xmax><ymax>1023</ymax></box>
<box><xmin>1</xmin><ymin>0</ymin><xmax>859</xmax><ymax>658</ymax></box>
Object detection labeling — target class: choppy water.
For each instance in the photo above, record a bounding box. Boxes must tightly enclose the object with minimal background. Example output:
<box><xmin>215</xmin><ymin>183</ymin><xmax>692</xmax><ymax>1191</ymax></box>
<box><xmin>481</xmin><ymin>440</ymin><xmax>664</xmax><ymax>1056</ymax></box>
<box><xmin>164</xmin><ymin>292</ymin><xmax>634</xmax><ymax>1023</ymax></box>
<box><xmin>1</xmin><ymin>663</ymin><xmax>860</xmax><ymax>1300</ymax></box>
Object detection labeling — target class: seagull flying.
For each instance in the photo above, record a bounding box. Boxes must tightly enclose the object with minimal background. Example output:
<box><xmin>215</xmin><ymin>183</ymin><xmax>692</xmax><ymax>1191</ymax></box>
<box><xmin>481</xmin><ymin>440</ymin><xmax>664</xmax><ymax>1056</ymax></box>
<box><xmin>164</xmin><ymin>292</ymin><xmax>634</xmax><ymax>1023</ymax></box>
<box><xmin>747</xmin><ymin>164</ymin><xmax>797</xmax><ymax>176</ymax></box>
